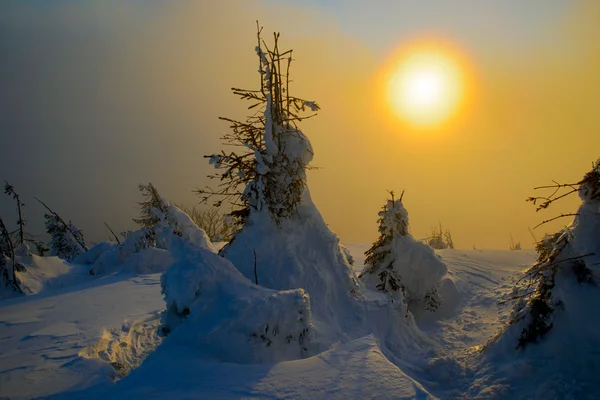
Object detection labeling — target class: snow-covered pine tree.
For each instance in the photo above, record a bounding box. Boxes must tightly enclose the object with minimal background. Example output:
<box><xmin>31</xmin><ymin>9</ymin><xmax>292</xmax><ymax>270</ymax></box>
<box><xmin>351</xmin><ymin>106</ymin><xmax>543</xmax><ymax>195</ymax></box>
<box><xmin>362</xmin><ymin>191</ymin><xmax>409</xmax><ymax>304</ymax></box>
<box><xmin>133</xmin><ymin>183</ymin><xmax>169</xmax><ymax>230</ymax></box>
<box><xmin>36</xmin><ymin>198</ymin><xmax>88</xmax><ymax>262</ymax></box>
<box><xmin>360</xmin><ymin>191</ymin><xmax>447</xmax><ymax>312</ymax></box>
<box><xmin>196</xmin><ymin>24</ymin><xmax>319</xmax><ymax>228</ymax></box>
<box><xmin>506</xmin><ymin>158</ymin><xmax>600</xmax><ymax>348</ymax></box>
<box><xmin>44</xmin><ymin>213</ymin><xmax>86</xmax><ymax>262</ymax></box>
<box><xmin>132</xmin><ymin>183</ymin><xmax>175</xmax><ymax>249</ymax></box>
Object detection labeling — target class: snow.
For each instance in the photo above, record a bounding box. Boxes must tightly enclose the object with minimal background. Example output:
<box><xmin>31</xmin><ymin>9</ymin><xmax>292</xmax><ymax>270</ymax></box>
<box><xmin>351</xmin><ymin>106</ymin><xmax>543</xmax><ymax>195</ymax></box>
<box><xmin>5</xmin><ymin>243</ymin><xmax>600</xmax><ymax>399</ymax></box>
<box><xmin>54</xmin><ymin>335</ymin><xmax>435</xmax><ymax>400</ymax></box>
<box><xmin>0</xmin><ymin>271</ymin><xmax>164</xmax><ymax>399</ymax></box>
<box><xmin>163</xmin><ymin>204</ymin><xmax>216</xmax><ymax>253</ymax></box>
<box><xmin>160</xmin><ymin>238</ymin><xmax>314</xmax><ymax>364</ymax></box>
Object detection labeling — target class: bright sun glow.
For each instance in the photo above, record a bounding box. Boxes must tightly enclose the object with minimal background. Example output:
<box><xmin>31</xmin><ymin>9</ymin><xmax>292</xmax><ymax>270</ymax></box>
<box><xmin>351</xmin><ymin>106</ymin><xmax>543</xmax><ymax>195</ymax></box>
<box><xmin>382</xmin><ymin>41</ymin><xmax>470</xmax><ymax>131</ymax></box>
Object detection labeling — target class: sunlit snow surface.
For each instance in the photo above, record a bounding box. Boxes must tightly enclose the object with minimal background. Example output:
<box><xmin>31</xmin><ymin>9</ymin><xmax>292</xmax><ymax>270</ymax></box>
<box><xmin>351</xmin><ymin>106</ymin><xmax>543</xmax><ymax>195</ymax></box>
<box><xmin>1</xmin><ymin>246</ymin><xmax>568</xmax><ymax>400</ymax></box>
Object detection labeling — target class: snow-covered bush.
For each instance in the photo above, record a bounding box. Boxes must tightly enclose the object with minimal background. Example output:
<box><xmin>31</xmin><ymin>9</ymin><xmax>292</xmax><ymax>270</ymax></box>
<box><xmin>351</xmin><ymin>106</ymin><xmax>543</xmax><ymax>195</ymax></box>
<box><xmin>160</xmin><ymin>237</ymin><xmax>314</xmax><ymax>364</ymax></box>
<box><xmin>359</xmin><ymin>192</ymin><xmax>447</xmax><ymax>312</ymax></box>
<box><xmin>503</xmin><ymin>158</ymin><xmax>600</xmax><ymax>348</ymax></box>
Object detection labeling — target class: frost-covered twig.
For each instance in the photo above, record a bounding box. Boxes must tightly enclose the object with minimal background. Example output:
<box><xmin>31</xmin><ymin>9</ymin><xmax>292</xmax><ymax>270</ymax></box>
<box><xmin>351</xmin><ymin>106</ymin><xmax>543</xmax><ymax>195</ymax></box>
<box><xmin>532</xmin><ymin>213</ymin><xmax>579</xmax><ymax>229</ymax></box>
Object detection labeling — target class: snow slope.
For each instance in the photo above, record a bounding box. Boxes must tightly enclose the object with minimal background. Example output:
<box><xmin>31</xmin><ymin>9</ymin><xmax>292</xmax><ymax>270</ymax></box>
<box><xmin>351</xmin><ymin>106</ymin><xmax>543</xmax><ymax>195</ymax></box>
<box><xmin>0</xmin><ymin>247</ymin><xmax>542</xmax><ymax>399</ymax></box>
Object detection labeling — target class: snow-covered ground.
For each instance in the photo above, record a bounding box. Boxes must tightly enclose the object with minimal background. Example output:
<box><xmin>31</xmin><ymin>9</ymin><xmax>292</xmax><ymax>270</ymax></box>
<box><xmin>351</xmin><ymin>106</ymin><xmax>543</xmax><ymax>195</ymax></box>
<box><xmin>0</xmin><ymin>246</ymin><xmax>540</xmax><ymax>399</ymax></box>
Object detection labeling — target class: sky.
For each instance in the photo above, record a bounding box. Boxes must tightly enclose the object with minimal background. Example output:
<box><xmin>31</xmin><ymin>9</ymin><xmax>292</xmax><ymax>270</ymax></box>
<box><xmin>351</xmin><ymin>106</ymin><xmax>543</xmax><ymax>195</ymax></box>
<box><xmin>0</xmin><ymin>0</ymin><xmax>599</xmax><ymax>249</ymax></box>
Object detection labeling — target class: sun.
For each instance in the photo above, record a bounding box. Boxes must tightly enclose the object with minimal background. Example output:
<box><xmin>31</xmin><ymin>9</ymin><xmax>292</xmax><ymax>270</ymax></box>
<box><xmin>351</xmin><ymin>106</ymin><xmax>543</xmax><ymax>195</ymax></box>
<box><xmin>381</xmin><ymin>40</ymin><xmax>471</xmax><ymax>131</ymax></box>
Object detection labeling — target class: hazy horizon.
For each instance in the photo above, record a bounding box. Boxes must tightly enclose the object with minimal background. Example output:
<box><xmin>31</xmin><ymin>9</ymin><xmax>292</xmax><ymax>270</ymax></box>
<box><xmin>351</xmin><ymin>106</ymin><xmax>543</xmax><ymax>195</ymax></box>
<box><xmin>1</xmin><ymin>0</ymin><xmax>599</xmax><ymax>249</ymax></box>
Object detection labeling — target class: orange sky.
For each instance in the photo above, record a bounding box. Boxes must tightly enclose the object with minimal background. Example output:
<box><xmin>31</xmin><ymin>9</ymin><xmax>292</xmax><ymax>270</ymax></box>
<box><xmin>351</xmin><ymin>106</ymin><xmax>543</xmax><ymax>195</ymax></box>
<box><xmin>1</xmin><ymin>1</ymin><xmax>598</xmax><ymax>249</ymax></box>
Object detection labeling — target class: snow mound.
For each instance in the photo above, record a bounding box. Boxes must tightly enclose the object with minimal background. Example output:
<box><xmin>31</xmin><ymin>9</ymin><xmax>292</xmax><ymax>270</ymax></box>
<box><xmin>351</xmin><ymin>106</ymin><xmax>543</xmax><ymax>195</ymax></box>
<box><xmin>0</xmin><ymin>254</ymin><xmax>80</xmax><ymax>299</ymax></box>
<box><xmin>221</xmin><ymin>190</ymin><xmax>362</xmax><ymax>343</ymax></box>
<box><xmin>84</xmin><ymin>202</ymin><xmax>215</xmax><ymax>276</ymax></box>
<box><xmin>165</xmin><ymin>204</ymin><xmax>216</xmax><ymax>252</ymax></box>
<box><xmin>73</xmin><ymin>241</ymin><xmax>115</xmax><ymax>265</ymax></box>
<box><xmin>160</xmin><ymin>237</ymin><xmax>315</xmax><ymax>364</ymax></box>
<box><xmin>87</xmin><ymin>243</ymin><xmax>174</xmax><ymax>276</ymax></box>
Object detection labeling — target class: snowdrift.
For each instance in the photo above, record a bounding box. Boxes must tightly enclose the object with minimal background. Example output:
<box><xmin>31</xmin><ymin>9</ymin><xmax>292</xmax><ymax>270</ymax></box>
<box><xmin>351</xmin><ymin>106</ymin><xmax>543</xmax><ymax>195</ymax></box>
<box><xmin>160</xmin><ymin>237</ymin><xmax>314</xmax><ymax>364</ymax></box>
<box><xmin>79</xmin><ymin>241</ymin><xmax>174</xmax><ymax>276</ymax></box>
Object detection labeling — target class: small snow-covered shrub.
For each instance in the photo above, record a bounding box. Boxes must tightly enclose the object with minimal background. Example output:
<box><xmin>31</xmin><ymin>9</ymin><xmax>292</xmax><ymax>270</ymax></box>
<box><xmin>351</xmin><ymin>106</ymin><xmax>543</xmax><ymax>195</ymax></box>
<box><xmin>160</xmin><ymin>238</ymin><xmax>314</xmax><ymax>364</ymax></box>
<box><xmin>360</xmin><ymin>192</ymin><xmax>447</xmax><ymax>312</ymax></box>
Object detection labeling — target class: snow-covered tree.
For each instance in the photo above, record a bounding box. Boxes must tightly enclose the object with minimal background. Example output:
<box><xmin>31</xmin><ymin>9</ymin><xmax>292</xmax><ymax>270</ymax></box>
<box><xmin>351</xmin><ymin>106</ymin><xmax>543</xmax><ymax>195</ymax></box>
<box><xmin>36</xmin><ymin>198</ymin><xmax>87</xmax><ymax>262</ymax></box>
<box><xmin>44</xmin><ymin>213</ymin><xmax>86</xmax><ymax>262</ymax></box>
<box><xmin>196</xmin><ymin>25</ymin><xmax>319</xmax><ymax>228</ymax></box>
<box><xmin>133</xmin><ymin>183</ymin><xmax>169</xmax><ymax>230</ymax></box>
<box><xmin>426</xmin><ymin>223</ymin><xmax>454</xmax><ymax>250</ymax></box>
<box><xmin>171</xmin><ymin>28</ymin><xmax>436</xmax><ymax>365</ymax></box>
<box><xmin>360</xmin><ymin>191</ymin><xmax>447</xmax><ymax>312</ymax></box>
<box><xmin>4</xmin><ymin>182</ymin><xmax>25</xmax><ymax>246</ymax></box>
<box><xmin>0</xmin><ymin>216</ymin><xmax>23</xmax><ymax>295</ymax></box>
<box><xmin>505</xmin><ymin>158</ymin><xmax>600</xmax><ymax>348</ymax></box>
<box><xmin>3</xmin><ymin>183</ymin><xmax>48</xmax><ymax>256</ymax></box>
